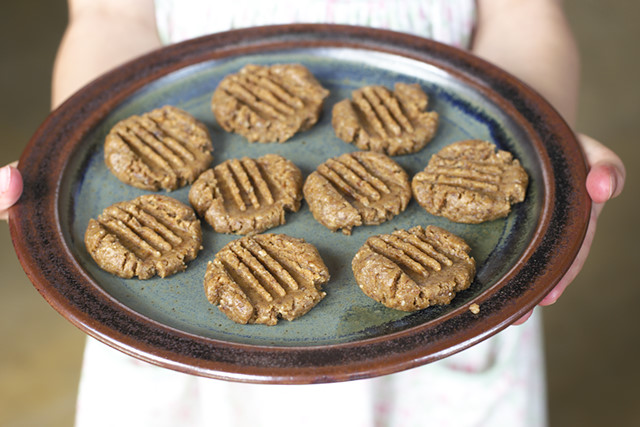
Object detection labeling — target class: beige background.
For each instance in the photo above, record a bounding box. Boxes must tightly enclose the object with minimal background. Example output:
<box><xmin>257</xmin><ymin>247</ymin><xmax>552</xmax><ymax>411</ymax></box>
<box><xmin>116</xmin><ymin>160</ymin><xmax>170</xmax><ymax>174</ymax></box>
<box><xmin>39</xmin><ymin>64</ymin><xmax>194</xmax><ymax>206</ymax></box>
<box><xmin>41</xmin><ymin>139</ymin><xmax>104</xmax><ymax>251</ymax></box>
<box><xmin>1</xmin><ymin>1</ymin><xmax>638</xmax><ymax>425</ymax></box>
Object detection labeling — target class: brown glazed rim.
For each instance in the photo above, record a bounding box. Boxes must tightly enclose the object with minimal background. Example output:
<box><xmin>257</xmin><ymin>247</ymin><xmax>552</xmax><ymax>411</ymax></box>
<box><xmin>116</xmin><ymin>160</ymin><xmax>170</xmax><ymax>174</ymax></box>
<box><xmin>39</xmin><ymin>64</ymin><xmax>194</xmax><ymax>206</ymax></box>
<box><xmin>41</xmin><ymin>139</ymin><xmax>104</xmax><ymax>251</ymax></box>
<box><xmin>9</xmin><ymin>25</ymin><xmax>590</xmax><ymax>384</ymax></box>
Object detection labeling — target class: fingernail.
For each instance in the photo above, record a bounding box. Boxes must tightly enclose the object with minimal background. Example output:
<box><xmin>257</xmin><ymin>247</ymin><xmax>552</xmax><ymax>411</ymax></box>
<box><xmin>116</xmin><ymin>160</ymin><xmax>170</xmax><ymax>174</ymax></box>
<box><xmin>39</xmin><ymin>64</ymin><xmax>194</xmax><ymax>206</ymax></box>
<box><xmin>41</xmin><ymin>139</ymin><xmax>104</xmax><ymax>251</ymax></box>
<box><xmin>0</xmin><ymin>166</ymin><xmax>11</xmax><ymax>194</ymax></box>
<box><xmin>608</xmin><ymin>169</ymin><xmax>616</xmax><ymax>199</ymax></box>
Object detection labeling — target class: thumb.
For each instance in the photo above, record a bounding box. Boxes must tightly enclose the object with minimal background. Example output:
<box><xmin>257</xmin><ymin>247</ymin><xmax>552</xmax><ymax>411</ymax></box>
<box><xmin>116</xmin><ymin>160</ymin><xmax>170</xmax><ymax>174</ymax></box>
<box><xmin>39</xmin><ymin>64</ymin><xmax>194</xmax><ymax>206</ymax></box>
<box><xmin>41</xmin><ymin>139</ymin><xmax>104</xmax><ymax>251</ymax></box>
<box><xmin>579</xmin><ymin>133</ymin><xmax>626</xmax><ymax>205</ymax></box>
<box><xmin>0</xmin><ymin>162</ymin><xmax>23</xmax><ymax>220</ymax></box>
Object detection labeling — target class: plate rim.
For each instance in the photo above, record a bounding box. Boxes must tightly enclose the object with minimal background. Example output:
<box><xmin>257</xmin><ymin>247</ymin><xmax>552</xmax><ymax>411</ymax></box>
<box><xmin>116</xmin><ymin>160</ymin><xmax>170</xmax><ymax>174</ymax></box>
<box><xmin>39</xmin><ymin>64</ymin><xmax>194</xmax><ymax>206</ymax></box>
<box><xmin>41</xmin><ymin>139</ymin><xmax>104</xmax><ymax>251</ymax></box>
<box><xmin>9</xmin><ymin>24</ymin><xmax>590</xmax><ymax>384</ymax></box>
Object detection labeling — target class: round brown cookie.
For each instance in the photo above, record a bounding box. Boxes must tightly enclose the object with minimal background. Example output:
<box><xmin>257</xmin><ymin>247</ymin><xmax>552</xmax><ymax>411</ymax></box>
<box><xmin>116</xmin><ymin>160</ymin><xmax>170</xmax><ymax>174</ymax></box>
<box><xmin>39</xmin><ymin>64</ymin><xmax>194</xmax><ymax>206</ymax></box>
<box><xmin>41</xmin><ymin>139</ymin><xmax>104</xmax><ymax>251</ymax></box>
<box><xmin>411</xmin><ymin>140</ymin><xmax>529</xmax><ymax>223</ymax></box>
<box><xmin>352</xmin><ymin>225</ymin><xmax>476</xmax><ymax>311</ymax></box>
<box><xmin>104</xmin><ymin>105</ymin><xmax>214</xmax><ymax>191</ymax></box>
<box><xmin>189</xmin><ymin>154</ymin><xmax>303</xmax><ymax>234</ymax></box>
<box><xmin>204</xmin><ymin>233</ymin><xmax>330</xmax><ymax>325</ymax></box>
<box><xmin>84</xmin><ymin>195</ymin><xmax>202</xmax><ymax>279</ymax></box>
<box><xmin>332</xmin><ymin>82</ymin><xmax>439</xmax><ymax>156</ymax></box>
<box><xmin>211</xmin><ymin>63</ymin><xmax>330</xmax><ymax>143</ymax></box>
<box><xmin>303</xmin><ymin>151</ymin><xmax>411</xmax><ymax>235</ymax></box>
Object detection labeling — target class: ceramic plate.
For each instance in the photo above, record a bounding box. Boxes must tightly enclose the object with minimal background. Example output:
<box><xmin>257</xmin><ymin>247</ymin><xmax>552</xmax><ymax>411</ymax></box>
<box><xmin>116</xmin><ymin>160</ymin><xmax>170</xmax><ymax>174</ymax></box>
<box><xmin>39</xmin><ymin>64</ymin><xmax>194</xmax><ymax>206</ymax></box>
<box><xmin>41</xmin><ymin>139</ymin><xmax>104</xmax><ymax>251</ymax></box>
<box><xmin>10</xmin><ymin>25</ymin><xmax>590</xmax><ymax>383</ymax></box>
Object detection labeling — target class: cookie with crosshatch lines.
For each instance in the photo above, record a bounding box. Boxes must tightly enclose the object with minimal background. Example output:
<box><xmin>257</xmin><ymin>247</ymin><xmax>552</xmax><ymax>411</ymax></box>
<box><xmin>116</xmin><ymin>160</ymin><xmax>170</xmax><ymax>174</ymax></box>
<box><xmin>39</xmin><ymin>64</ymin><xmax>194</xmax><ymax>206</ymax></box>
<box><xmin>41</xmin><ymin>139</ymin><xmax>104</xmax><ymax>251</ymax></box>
<box><xmin>189</xmin><ymin>154</ymin><xmax>303</xmax><ymax>234</ymax></box>
<box><xmin>104</xmin><ymin>105</ymin><xmax>214</xmax><ymax>191</ymax></box>
<box><xmin>411</xmin><ymin>140</ymin><xmax>529</xmax><ymax>223</ymax></box>
<box><xmin>352</xmin><ymin>225</ymin><xmax>476</xmax><ymax>311</ymax></box>
<box><xmin>332</xmin><ymin>82</ymin><xmax>439</xmax><ymax>156</ymax></box>
<box><xmin>204</xmin><ymin>233</ymin><xmax>330</xmax><ymax>325</ymax></box>
<box><xmin>84</xmin><ymin>195</ymin><xmax>202</xmax><ymax>279</ymax></box>
<box><xmin>211</xmin><ymin>63</ymin><xmax>330</xmax><ymax>143</ymax></box>
<box><xmin>303</xmin><ymin>151</ymin><xmax>411</xmax><ymax>235</ymax></box>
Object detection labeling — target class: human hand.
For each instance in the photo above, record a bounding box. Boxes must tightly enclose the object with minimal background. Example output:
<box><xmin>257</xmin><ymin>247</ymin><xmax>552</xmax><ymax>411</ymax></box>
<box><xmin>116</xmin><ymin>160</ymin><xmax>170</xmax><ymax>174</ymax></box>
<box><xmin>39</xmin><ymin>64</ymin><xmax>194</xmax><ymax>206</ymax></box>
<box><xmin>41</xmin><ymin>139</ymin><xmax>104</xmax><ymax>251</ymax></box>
<box><xmin>0</xmin><ymin>161</ymin><xmax>23</xmax><ymax>221</ymax></box>
<box><xmin>513</xmin><ymin>133</ymin><xmax>626</xmax><ymax>325</ymax></box>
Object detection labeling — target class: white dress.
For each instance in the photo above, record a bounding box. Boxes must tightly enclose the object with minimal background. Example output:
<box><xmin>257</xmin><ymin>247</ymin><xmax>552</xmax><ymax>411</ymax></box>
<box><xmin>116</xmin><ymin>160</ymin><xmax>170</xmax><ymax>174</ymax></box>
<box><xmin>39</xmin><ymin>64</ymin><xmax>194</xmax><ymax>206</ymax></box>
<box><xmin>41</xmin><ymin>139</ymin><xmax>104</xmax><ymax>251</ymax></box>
<box><xmin>75</xmin><ymin>1</ymin><xmax>548</xmax><ymax>426</ymax></box>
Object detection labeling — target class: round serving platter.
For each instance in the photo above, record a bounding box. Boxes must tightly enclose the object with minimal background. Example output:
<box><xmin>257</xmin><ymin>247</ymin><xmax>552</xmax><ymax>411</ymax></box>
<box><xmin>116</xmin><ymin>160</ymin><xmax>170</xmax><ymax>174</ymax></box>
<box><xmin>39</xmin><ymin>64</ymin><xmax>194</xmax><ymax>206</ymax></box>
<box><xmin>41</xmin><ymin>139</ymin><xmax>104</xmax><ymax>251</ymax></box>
<box><xmin>10</xmin><ymin>25</ymin><xmax>589</xmax><ymax>384</ymax></box>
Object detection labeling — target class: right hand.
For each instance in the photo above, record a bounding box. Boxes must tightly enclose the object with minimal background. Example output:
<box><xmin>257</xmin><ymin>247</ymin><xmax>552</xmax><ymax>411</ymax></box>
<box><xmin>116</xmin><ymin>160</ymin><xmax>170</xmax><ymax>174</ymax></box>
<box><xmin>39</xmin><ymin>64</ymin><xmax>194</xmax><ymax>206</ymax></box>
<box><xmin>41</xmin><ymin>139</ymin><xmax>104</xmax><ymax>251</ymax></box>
<box><xmin>0</xmin><ymin>161</ymin><xmax>23</xmax><ymax>221</ymax></box>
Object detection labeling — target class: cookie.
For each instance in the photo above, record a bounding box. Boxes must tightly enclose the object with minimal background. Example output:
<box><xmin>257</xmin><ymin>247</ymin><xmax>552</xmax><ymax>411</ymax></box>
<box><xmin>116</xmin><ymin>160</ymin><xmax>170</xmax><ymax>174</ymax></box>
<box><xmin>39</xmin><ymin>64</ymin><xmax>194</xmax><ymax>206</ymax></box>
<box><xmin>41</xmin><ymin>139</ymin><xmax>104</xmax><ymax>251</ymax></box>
<box><xmin>211</xmin><ymin>63</ymin><xmax>329</xmax><ymax>143</ymax></box>
<box><xmin>84</xmin><ymin>195</ymin><xmax>202</xmax><ymax>279</ymax></box>
<box><xmin>189</xmin><ymin>154</ymin><xmax>303</xmax><ymax>234</ymax></box>
<box><xmin>104</xmin><ymin>105</ymin><xmax>214</xmax><ymax>191</ymax></box>
<box><xmin>411</xmin><ymin>140</ymin><xmax>528</xmax><ymax>223</ymax></box>
<box><xmin>352</xmin><ymin>225</ymin><xmax>476</xmax><ymax>311</ymax></box>
<box><xmin>303</xmin><ymin>151</ymin><xmax>411</xmax><ymax>235</ymax></box>
<box><xmin>332</xmin><ymin>83</ymin><xmax>439</xmax><ymax>156</ymax></box>
<box><xmin>204</xmin><ymin>233</ymin><xmax>330</xmax><ymax>325</ymax></box>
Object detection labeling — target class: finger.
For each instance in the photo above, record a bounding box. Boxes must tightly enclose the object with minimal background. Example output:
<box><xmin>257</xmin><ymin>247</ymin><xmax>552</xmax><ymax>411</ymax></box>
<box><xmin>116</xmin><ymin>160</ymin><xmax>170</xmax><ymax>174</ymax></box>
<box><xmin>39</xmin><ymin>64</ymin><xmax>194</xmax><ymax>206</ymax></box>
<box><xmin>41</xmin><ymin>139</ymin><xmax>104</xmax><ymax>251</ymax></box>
<box><xmin>578</xmin><ymin>133</ymin><xmax>626</xmax><ymax>202</ymax></box>
<box><xmin>587</xmin><ymin>164</ymin><xmax>620</xmax><ymax>204</ymax></box>
<box><xmin>0</xmin><ymin>163</ymin><xmax>23</xmax><ymax>220</ymax></box>
<box><xmin>512</xmin><ymin>309</ymin><xmax>533</xmax><ymax>326</ymax></box>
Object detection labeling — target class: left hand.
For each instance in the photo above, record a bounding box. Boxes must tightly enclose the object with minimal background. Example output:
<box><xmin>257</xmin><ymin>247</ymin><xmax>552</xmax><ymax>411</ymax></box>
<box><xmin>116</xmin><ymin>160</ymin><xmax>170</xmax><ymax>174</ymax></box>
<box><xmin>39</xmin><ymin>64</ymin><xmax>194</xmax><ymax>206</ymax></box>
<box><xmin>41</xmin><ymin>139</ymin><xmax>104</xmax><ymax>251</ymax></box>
<box><xmin>513</xmin><ymin>133</ymin><xmax>626</xmax><ymax>325</ymax></box>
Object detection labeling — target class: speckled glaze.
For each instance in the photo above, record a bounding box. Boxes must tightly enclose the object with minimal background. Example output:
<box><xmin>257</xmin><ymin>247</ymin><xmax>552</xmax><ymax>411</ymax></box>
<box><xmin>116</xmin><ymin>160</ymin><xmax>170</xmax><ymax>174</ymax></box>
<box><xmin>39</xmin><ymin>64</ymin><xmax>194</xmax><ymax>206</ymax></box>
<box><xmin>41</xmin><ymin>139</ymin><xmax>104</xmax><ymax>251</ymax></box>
<box><xmin>10</xmin><ymin>25</ymin><xmax>590</xmax><ymax>384</ymax></box>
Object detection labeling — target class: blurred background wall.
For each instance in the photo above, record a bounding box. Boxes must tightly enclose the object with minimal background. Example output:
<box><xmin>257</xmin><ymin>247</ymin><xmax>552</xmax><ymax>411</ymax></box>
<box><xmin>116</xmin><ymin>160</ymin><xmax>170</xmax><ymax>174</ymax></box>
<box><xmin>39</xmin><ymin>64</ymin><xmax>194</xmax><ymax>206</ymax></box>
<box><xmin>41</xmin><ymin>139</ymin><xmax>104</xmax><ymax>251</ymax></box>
<box><xmin>0</xmin><ymin>1</ymin><xmax>637</xmax><ymax>425</ymax></box>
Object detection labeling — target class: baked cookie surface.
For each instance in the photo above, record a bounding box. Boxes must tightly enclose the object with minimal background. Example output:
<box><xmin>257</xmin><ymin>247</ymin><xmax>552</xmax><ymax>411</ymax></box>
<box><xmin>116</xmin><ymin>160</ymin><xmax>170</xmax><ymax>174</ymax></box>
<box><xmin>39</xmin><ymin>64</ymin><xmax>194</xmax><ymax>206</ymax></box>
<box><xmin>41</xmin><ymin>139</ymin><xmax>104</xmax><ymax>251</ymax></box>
<box><xmin>204</xmin><ymin>234</ymin><xmax>330</xmax><ymax>325</ymax></box>
<box><xmin>84</xmin><ymin>195</ymin><xmax>202</xmax><ymax>279</ymax></box>
<box><xmin>211</xmin><ymin>63</ymin><xmax>329</xmax><ymax>143</ymax></box>
<box><xmin>189</xmin><ymin>154</ymin><xmax>303</xmax><ymax>235</ymax></box>
<box><xmin>104</xmin><ymin>105</ymin><xmax>214</xmax><ymax>191</ymax></box>
<box><xmin>332</xmin><ymin>83</ymin><xmax>439</xmax><ymax>156</ymax></box>
<box><xmin>303</xmin><ymin>151</ymin><xmax>411</xmax><ymax>235</ymax></box>
<box><xmin>352</xmin><ymin>225</ymin><xmax>475</xmax><ymax>311</ymax></box>
<box><xmin>412</xmin><ymin>140</ymin><xmax>529</xmax><ymax>223</ymax></box>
